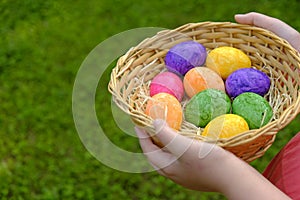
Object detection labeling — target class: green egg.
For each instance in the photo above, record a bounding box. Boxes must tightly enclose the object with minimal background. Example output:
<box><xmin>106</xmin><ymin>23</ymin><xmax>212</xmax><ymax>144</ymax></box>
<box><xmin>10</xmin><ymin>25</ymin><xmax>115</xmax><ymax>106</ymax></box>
<box><xmin>232</xmin><ymin>92</ymin><xmax>273</xmax><ymax>129</ymax></box>
<box><xmin>184</xmin><ymin>89</ymin><xmax>231</xmax><ymax>127</ymax></box>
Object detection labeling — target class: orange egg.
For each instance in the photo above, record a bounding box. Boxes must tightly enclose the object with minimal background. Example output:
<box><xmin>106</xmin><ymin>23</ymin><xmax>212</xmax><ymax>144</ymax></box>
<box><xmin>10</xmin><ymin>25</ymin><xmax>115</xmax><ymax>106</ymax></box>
<box><xmin>206</xmin><ymin>46</ymin><xmax>251</xmax><ymax>79</ymax></box>
<box><xmin>145</xmin><ymin>93</ymin><xmax>182</xmax><ymax>130</ymax></box>
<box><xmin>183</xmin><ymin>67</ymin><xmax>225</xmax><ymax>98</ymax></box>
<box><xmin>202</xmin><ymin>114</ymin><xmax>249</xmax><ymax>139</ymax></box>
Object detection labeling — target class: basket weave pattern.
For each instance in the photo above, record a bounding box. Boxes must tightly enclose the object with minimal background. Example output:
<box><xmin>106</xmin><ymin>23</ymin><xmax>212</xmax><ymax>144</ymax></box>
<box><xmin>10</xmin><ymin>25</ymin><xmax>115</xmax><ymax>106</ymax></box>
<box><xmin>109</xmin><ymin>22</ymin><xmax>300</xmax><ymax>162</ymax></box>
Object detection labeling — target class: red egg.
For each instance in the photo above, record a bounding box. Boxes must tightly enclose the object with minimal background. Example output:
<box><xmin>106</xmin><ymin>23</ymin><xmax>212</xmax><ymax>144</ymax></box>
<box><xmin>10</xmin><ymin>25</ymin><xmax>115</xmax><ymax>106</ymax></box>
<box><xmin>150</xmin><ymin>72</ymin><xmax>184</xmax><ymax>101</ymax></box>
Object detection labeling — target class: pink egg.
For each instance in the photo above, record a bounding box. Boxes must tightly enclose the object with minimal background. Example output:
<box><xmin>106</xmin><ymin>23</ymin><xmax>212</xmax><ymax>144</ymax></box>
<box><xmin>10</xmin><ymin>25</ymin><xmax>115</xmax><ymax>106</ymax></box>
<box><xmin>150</xmin><ymin>72</ymin><xmax>184</xmax><ymax>101</ymax></box>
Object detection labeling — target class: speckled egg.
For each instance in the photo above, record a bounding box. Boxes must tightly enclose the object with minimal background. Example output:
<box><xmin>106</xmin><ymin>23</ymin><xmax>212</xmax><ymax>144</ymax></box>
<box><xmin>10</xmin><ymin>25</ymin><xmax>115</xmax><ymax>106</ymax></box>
<box><xmin>202</xmin><ymin>114</ymin><xmax>249</xmax><ymax>139</ymax></box>
<box><xmin>232</xmin><ymin>92</ymin><xmax>273</xmax><ymax>129</ymax></box>
<box><xmin>150</xmin><ymin>72</ymin><xmax>184</xmax><ymax>101</ymax></box>
<box><xmin>165</xmin><ymin>41</ymin><xmax>207</xmax><ymax>76</ymax></box>
<box><xmin>206</xmin><ymin>46</ymin><xmax>251</xmax><ymax>79</ymax></box>
<box><xmin>184</xmin><ymin>89</ymin><xmax>231</xmax><ymax>127</ymax></box>
<box><xmin>183</xmin><ymin>67</ymin><xmax>225</xmax><ymax>98</ymax></box>
<box><xmin>225</xmin><ymin>68</ymin><xmax>271</xmax><ymax>98</ymax></box>
<box><xmin>145</xmin><ymin>93</ymin><xmax>182</xmax><ymax>130</ymax></box>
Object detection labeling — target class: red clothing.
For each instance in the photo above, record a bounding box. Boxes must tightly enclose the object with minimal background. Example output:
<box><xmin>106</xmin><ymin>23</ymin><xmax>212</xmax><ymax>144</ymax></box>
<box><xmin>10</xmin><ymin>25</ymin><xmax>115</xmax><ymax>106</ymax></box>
<box><xmin>263</xmin><ymin>132</ymin><xmax>300</xmax><ymax>199</ymax></box>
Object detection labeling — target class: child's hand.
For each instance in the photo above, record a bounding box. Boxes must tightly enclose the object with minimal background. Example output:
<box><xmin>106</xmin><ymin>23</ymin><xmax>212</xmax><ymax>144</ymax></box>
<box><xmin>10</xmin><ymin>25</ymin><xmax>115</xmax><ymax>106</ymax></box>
<box><xmin>135</xmin><ymin>119</ymin><xmax>291</xmax><ymax>199</ymax></box>
<box><xmin>135</xmin><ymin>119</ymin><xmax>232</xmax><ymax>192</ymax></box>
<box><xmin>235</xmin><ymin>12</ymin><xmax>300</xmax><ymax>52</ymax></box>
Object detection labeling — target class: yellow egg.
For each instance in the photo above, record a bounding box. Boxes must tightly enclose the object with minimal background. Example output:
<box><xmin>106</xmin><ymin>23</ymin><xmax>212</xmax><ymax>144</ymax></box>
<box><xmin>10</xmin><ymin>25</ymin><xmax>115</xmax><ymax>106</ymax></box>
<box><xmin>206</xmin><ymin>46</ymin><xmax>251</xmax><ymax>79</ymax></box>
<box><xmin>145</xmin><ymin>93</ymin><xmax>182</xmax><ymax>130</ymax></box>
<box><xmin>202</xmin><ymin>114</ymin><xmax>249</xmax><ymax>139</ymax></box>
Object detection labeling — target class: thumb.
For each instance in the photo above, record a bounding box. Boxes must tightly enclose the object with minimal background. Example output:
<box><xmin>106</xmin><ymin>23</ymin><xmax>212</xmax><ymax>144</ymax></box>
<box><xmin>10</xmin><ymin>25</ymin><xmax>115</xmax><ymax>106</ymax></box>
<box><xmin>153</xmin><ymin>119</ymin><xmax>179</xmax><ymax>145</ymax></box>
<box><xmin>153</xmin><ymin>119</ymin><xmax>169</xmax><ymax>134</ymax></box>
<box><xmin>153</xmin><ymin>119</ymin><xmax>195</xmax><ymax>157</ymax></box>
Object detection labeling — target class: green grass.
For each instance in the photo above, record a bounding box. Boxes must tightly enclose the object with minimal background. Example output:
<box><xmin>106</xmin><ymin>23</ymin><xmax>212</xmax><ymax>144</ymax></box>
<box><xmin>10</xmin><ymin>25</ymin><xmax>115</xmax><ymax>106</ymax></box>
<box><xmin>1</xmin><ymin>0</ymin><xmax>300</xmax><ymax>199</ymax></box>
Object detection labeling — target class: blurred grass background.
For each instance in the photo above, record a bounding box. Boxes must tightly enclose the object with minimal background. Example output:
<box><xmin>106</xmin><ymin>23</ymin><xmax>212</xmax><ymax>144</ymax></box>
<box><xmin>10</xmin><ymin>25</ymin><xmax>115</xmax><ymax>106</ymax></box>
<box><xmin>1</xmin><ymin>0</ymin><xmax>300</xmax><ymax>199</ymax></box>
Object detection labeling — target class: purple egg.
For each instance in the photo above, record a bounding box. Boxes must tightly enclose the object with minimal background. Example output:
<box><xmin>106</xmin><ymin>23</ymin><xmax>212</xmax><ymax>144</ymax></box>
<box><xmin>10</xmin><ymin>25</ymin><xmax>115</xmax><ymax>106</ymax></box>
<box><xmin>164</xmin><ymin>41</ymin><xmax>207</xmax><ymax>76</ymax></box>
<box><xmin>225</xmin><ymin>68</ymin><xmax>271</xmax><ymax>98</ymax></box>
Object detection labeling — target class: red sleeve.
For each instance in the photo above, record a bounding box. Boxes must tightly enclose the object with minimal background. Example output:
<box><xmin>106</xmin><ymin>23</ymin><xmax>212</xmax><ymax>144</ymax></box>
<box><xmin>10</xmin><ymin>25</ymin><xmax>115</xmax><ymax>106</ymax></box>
<box><xmin>263</xmin><ymin>132</ymin><xmax>300</xmax><ymax>199</ymax></box>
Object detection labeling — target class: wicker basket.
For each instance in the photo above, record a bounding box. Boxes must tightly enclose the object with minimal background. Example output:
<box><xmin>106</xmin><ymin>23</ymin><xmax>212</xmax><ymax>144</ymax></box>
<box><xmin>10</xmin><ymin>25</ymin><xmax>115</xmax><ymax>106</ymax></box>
<box><xmin>108</xmin><ymin>22</ymin><xmax>300</xmax><ymax>162</ymax></box>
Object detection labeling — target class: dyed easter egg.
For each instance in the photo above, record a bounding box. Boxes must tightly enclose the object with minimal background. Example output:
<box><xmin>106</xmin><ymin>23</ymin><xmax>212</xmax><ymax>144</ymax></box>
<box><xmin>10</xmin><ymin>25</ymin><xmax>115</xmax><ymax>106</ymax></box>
<box><xmin>145</xmin><ymin>93</ymin><xmax>182</xmax><ymax>130</ymax></box>
<box><xmin>225</xmin><ymin>68</ymin><xmax>271</xmax><ymax>98</ymax></box>
<box><xmin>232</xmin><ymin>92</ymin><xmax>273</xmax><ymax>129</ymax></box>
<box><xmin>206</xmin><ymin>46</ymin><xmax>251</xmax><ymax>79</ymax></box>
<box><xmin>165</xmin><ymin>41</ymin><xmax>207</xmax><ymax>76</ymax></box>
<box><xmin>150</xmin><ymin>71</ymin><xmax>184</xmax><ymax>101</ymax></box>
<box><xmin>202</xmin><ymin>114</ymin><xmax>249</xmax><ymax>139</ymax></box>
<box><xmin>184</xmin><ymin>89</ymin><xmax>231</xmax><ymax>127</ymax></box>
<box><xmin>183</xmin><ymin>67</ymin><xmax>225</xmax><ymax>98</ymax></box>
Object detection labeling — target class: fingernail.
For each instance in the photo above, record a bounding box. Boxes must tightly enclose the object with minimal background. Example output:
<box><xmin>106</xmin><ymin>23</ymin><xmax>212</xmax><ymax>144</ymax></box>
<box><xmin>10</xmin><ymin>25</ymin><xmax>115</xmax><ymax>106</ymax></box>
<box><xmin>153</xmin><ymin>119</ymin><xmax>165</xmax><ymax>131</ymax></box>
<box><xmin>234</xmin><ymin>14</ymin><xmax>243</xmax><ymax>19</ymax></box>
<box><xmin>135</xmin><ymin>126</ymin><xmax>149</xmax><ymax>139</ymax></box>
